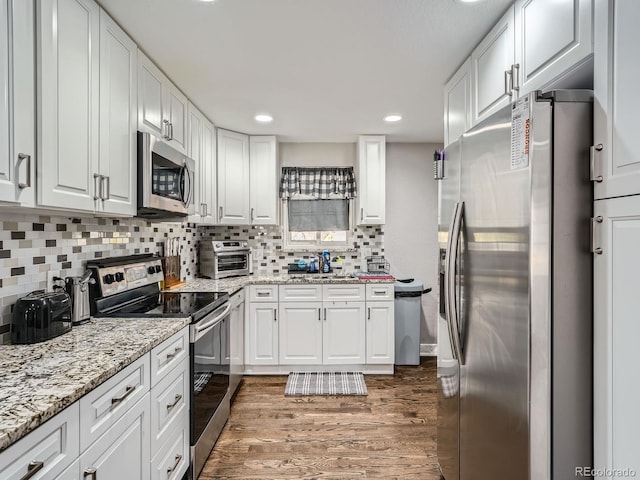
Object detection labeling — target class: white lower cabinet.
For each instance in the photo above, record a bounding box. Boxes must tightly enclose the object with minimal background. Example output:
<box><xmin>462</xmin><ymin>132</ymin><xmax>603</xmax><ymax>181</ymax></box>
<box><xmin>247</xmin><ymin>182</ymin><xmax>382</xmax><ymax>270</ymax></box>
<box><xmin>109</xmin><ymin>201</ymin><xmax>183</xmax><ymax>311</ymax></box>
<box><xmin>80</xmin><ymin>393</ymin><xmax>150</xmax><ymax>480</ymax></box>
<box><xmin>279</xmin><ymin>302</ymin><xmax>323</xmax><ymax>364</ymax></box>
<box><xmin>247</xmin><ymin>302</ymin><xmax>279</xmax><ymax>365</ymax></box>
<box><xmin>0</xmin><ymin>403</ymin><xmax>79</xmax><ymax>480</ymax></box>
<box><xmin>151</xmin><ymin>412</ymin><xmax>189</xmax><ymax>480</ymax></box>
<box><xmin>323</xmin><ymin>302</ymin><xmax>366</xmax><ymax>364</ymax></box>
<box><xmin>366</xmin><ymin>301</ymin><xmax>395</xmax><ymax>364</ymax></box>
<box><xmin>246</xmin><ymin>284</ymin><xmax>394</xmax><ymax>372</ymax></box>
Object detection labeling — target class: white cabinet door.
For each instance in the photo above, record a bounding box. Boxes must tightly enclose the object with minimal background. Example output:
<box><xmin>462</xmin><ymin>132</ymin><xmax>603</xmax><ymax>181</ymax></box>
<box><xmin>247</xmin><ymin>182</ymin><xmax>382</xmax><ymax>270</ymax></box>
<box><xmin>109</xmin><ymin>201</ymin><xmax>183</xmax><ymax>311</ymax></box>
<box><xmin>366</xmin><ymin>301</ymin><xmax>395</xmax><ymax>364</ymax></box>
<box><xmin>444</xmin><ymin>57</ymin><xmax>472</xmax><ymax>147</ymax></box>
<box><xmin>38</xmin><ymin>0</ymin><xmax>100</xmax><ymax>212</ymax></box>
<box><xmin>249</xmin><ymin>135</ymin><xmax>278</xmax><ymax>225</ymax></box>
<box><xmin>229</xmin><ymin>291</ymin><xmax>245</xmax><ymax>396</ymax></box>
<box><xmin>200</xmin><ymin>118</ymin><xmax>217</xmax><ymax>224</ymax></box>
<box><xmin>471</xmin><ymin>5</ymin><xmax>515</xmax><ymax>125</ymax></box>
<box><xmin>0</xmin><ymin>0</ymin><xmax>35</xmax><ymax>206</ymax></box>
<box><xmin>80</xmin><ymin>393</ymin><xmax>150</xmax><ymax>480</ymax></box>
<box><xmin>163</xmin><ymin>82</ymin><xmax>188</xmax><ymax>154</ymax></box>
<box><xmin>594</xmin><ymin>0</ymin><xmax>640</xmax><ymax>199</ymax></box>
<box><xmin>138</xmin><ymin>50</ymin><xmax>164</xmax><ymax>138</ymax></box>
<box><xmin>323</xmin><ymin>302</ymin><xmax>366</xmax><ymax>365</ymax></box>
<box><xmin>279</xmin><ymin>302</ymin><xmax>323</xmax><ymax>365</ymax></box>
<box><xmin>594</xmin><ymin>195</ymin><xmax>640</xmax><ymax>477</ymax></box>
<box><xmin>217</xmin><ymin>128</ymin><xmax>250</xmax><ymax>224</ymax></box>
<box><xmin>514</xmin><ymin>0</ymin><xmax>592</xmax><ymax>96</ymax></box>
<box><xmin>356</xmin><ymin>135</ymin><xmax>386</xmax><ymax>225</ymax></box>
<box><xmin>187</xmin><ymin>103</ymin><xmax>203</xmax><ymax>220</ymax></box>
<box><xmin>98</xmin><ymin>9</ymin><xmax>137</xmax><ymax>216</ymax></box>
<box><xmin>246</xmin><ymin>302</ymin><xmax>278</xmax><ymax>365</ymax></box>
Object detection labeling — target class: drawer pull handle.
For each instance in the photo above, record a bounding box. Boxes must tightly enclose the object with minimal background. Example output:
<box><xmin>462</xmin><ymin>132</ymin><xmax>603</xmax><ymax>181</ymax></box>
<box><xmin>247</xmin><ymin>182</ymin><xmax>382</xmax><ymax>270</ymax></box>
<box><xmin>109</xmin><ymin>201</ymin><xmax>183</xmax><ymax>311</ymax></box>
<box><xmin>111</xmin><ymin>385</ymin><xmax>135</xmax><ymax>405</ymax></box>
<box><xmin>166</xmin><ymin>347</ymin><xmax>183</xmax><ymax>361</ymax></box>
<box><xmin>166</xmin><ymin>394</ymin><xmax>183</xmax><ymax>412</ymax></box>
<box><xmin>257</xmin><ymin>292</ymin><xmax>269</xmax><ymax>296</ymax></box>
<box><xmin>20</xmin><ymin>461</ymin><xmax>44</xmax><ymax>480</ymax></box>
<box><xmin>83</xmin><ymin>468</ymin><xmax>97</xmax><ymax>479</ymax></box>
<box><xmin>167</xmin><ymin>454</ymin><xmax>183</xmax><ymax>476</ymax></box>
<box><xmin>373</xmin><ymin>290</ymin><xmax>386</xmax><ymax>295</ymax></box>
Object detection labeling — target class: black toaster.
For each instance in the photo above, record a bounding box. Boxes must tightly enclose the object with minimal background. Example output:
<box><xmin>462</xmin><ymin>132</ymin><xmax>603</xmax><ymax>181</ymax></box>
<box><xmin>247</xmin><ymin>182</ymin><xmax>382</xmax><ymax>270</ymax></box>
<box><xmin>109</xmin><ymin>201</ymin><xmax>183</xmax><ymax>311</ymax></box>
<box><xmin>11</xmin><ymin>290</ymin><xmax>72</xmax><ymax>344</ymax></box>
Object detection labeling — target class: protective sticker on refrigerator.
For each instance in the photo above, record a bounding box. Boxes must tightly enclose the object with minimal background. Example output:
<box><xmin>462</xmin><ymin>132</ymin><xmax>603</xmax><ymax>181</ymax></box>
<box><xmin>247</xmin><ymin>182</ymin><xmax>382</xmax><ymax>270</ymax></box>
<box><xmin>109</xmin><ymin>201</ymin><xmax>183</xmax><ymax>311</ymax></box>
<box><xmin>511</xmin><ymin>95</ymin><xmax>530</xmax><ymax>170</ymax></box>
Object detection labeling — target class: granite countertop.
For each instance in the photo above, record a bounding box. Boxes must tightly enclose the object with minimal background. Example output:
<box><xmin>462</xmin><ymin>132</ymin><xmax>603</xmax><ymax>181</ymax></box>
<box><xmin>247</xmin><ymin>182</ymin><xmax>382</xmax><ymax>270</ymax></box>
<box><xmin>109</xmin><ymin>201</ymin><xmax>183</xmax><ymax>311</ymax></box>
<box><xmin>169</xmin><ymin>274</ymin><xmax>396</xmax><ymax>295</ymax></box>
<box><xmin>0</xmin><ymin>316</ymin><xmax>190</xmax><ymax>453</ymax></box>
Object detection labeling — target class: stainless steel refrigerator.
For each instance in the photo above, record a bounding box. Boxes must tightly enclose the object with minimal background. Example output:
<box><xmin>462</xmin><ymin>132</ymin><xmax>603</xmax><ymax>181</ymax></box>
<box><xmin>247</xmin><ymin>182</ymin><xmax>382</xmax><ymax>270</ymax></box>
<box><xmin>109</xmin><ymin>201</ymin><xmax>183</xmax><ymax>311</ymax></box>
<box><xmin>436</xmin><ymin>90</ymin><xmax>593</xmax><ymax>480</ymax></box>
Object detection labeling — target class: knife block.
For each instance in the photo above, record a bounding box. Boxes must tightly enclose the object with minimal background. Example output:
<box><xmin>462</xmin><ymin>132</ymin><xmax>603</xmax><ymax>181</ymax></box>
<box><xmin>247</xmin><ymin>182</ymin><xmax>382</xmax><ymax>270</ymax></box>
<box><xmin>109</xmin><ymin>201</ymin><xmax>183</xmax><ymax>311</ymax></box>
<box><xmin>162</xmin><ymin>256</ymin><xmax>184</xmax><ymax>290</ymax></box>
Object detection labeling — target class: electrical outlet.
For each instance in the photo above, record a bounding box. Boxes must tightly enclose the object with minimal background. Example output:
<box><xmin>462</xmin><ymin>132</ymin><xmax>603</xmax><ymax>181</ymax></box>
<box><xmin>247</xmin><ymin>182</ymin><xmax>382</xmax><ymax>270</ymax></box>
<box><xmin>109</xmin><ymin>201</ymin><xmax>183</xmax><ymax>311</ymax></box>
<box><xmin>47</xmin><ymin>270</ymin><xmax>63</xmax><ymax>292</ymax></box>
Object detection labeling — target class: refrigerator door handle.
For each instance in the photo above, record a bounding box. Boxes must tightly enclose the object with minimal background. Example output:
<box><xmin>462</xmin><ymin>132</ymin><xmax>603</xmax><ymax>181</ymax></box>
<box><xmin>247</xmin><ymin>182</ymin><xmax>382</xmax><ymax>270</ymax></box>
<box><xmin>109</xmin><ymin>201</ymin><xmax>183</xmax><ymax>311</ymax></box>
<box><xmin>444</xmin><ymin>202</ymin><xmax>461</xmax><ymax>361</ymax></box>
<box><xmin>448</xmin><ymin>201</ymin><xmax>465</xmax><ymax>365</ymax></box>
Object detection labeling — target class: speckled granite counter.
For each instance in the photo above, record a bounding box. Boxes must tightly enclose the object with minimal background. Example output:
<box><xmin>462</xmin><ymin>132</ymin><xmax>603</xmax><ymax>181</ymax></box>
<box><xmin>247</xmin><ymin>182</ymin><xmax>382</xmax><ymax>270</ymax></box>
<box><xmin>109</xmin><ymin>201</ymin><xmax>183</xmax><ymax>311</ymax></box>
<box><xmin>169</xmin><ymin>274</ymin><xmax>395</xmax><ymax>295</ymax></box>
<box><xmin>0</xmin><ymin>316</ymin><xmax>189</xmax><ymax>452</ymax></box>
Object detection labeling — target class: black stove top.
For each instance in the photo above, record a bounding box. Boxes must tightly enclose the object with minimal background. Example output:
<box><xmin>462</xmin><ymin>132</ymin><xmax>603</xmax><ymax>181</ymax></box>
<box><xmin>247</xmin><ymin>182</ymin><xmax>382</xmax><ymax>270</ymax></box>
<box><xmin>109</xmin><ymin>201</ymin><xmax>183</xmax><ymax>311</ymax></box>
<box><xmin>94</xmin><ymin>285</ymin><xmax>229</xmax><ymax>322</ymax></box>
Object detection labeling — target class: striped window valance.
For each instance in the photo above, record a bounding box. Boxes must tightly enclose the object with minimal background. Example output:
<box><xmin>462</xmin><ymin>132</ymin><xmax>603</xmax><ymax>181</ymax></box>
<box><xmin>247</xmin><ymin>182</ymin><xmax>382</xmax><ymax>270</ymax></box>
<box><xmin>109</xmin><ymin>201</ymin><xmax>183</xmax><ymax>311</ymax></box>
<box><xmin>279</xmin><ymin>167</ymin><xmax>357</xmax><ymax>199</ymax></box>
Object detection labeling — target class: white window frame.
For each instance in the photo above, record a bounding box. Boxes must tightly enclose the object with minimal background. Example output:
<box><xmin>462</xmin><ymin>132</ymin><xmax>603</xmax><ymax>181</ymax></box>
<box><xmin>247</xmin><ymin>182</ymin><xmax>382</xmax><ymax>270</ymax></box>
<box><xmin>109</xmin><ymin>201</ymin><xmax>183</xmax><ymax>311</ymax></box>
<box><xmin>282</xmin><ymin>199</ymin><xmax>354</xmax><ymax>251</ymax></box>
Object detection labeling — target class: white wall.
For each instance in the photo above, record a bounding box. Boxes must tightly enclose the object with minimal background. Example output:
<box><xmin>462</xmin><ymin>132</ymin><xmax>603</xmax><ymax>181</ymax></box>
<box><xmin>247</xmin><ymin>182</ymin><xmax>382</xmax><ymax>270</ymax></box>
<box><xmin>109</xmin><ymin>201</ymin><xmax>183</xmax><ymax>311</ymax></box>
<box><xmin>280</xmin><ymin>143</ymin><xmax>356</xmax><ymax>167</ymax></box>
<box><xmin>385</xmin><ymin>143</ymin><xmax>441</xmax><ymax>346</ymax></box>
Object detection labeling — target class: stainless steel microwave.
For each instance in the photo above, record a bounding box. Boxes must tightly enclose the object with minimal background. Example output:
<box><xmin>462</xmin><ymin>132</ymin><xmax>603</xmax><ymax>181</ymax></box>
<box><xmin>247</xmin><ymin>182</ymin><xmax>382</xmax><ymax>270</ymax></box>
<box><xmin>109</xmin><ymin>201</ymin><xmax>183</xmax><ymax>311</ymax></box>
<box><xmin>137</xmin><ymin>131</ymin><xmax>195</xmax><ymax>218</ymax></box>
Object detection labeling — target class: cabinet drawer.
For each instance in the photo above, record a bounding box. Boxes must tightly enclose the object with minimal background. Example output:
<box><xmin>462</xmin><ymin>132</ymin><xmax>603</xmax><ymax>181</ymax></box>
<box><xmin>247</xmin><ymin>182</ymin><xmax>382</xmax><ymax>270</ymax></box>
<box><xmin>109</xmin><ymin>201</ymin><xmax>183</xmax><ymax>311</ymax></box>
<box><xmin>151</xmin><ymin>413</ymin><xmax>189</xmax><ymax>480</ymax></box>
<box><xmin>79</xmin><ymin>354</ymin><xmax>150</xmax><ymax>451</ymax></box>
<box><xmin>0</xmin><ymin>403</ymin><xmax>79</xmax><ymax>480</ymax></box>
<box><xmin>249</xmin><ymin>284</ymin><xmax>278</xmax><ymax>302</ymax></box>
<box><xmin>279</xmin><ymin>284</ymin><xmax>322</xmax><ymax>302</ymax></box>
<box><xmin>366</xmin><ymin>283</ymin><xmax>394</xmax><ymax>301</ymax></box>
<box><xmin>151</xmin><ymin>358</ymin><xmax>189</xmax><ymax>456</ymax></box>
<box><xmin>322</xmin><ymin>284</ymin><xmax>365</xmax><ymax>301</ymax></box>
<box><xmin>151</xmin><ymin>327</ymin><xmax>188</xmax><ymax>387</ymax></box>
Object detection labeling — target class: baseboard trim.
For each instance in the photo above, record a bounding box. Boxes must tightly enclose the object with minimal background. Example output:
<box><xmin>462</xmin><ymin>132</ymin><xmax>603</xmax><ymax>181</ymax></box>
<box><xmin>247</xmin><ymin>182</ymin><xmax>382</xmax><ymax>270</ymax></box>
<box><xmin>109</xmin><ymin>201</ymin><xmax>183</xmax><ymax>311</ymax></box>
<box><xmin>420</xmin><ymin>343</ymin><xmax>437</xmax><ymax>357</ymax></box>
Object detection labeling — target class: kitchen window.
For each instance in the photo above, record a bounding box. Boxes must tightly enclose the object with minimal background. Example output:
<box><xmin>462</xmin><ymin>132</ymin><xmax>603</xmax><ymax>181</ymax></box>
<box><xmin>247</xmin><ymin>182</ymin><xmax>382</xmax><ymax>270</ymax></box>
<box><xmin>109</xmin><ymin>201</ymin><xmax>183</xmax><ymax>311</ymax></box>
<box><xmin>279</xmin><ymin>167</ymin><xmax>357</xmax><ymax>250</ymax></box>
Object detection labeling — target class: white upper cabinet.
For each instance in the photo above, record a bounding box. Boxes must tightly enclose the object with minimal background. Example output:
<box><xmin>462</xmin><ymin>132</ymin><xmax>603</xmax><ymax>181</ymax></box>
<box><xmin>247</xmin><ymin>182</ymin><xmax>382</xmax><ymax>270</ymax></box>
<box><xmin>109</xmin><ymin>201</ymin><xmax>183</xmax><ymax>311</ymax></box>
<box><xmin>471</xmin><ymin>5</ymin><xmax>515</xmax><ymax>125</ymax></box>
<box><xmin>0</xmin><ymin>0</ymin><xmax>35</xmax><ymax>206</ymax></box>
<box><xmin>249</xmin><ymin>136</ymin><xmax>278</xmax><ymax>225</ymax></box>
<box><xmin>98</xmin><ymin>9</ymin><xmax>137</xmax><ymax>216</ymax></box>
<box><xmin>356</xmin><ymin>135</ymin><xmax>386</xmax><ymax>225</ymax></box>
<box><xmin>514</xmin><ymin>0</ymin><xmax>593</xmax><ymax>95</ymax></box>
<box><xmin>187</xmin><ymin>103</ymin><xmax>204</xmax><ymax>221</ymax></box>
<box><xmin>217</xmin><ymin>128</ymin><xmax>250</xmax><ymax>225</ymax></box>
<box><xmin>594</xmin><ymin>0</ymin><xmax>640</xmax><ymax>199</ymax></box>
<box><xmin>187</xmin><ymin>102</ymin><xmax>216</xmax><ymax>224</ymax></box>
<box><xmin>38</xmin><ymin>0</ymin><xmax>137</xmax><ymax>215</ymax></box>
<box><xmin>444</xmin><ymin>57</ymin><xmax>472</xmax><ymax>147</ymax></box>
<box><xmin>38</xmin><ymin>0</ymin><xmax>100</xmax><ymax>212</ymax></box>
<box><xmin>137</xmin><ymin>50</ymin><xmax>187</xmax><ymax>154</ymax></box>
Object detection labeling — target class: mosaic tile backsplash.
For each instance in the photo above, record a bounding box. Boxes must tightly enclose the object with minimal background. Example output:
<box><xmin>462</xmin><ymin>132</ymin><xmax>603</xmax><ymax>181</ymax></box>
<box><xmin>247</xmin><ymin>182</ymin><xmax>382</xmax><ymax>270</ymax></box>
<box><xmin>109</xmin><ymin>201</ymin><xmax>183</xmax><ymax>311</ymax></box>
<box><xmin>0</xmin><ymin>212</ymin><xmax>383</xmax><ymax>344</ymax></box>
<box><xmin>200</xmin><ymin>225</ymin><xmax>385</xmax><ymax>276</ymax></box>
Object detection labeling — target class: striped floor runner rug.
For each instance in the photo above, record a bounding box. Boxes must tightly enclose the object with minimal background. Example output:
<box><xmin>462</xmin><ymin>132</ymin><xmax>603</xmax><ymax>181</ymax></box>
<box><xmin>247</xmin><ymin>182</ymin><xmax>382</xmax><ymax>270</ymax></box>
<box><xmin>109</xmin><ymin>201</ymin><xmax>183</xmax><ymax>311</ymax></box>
<box><xmin>285</xmin><ymin>371</ymin><xmax>368</xmax><ymax>396</ymax></box>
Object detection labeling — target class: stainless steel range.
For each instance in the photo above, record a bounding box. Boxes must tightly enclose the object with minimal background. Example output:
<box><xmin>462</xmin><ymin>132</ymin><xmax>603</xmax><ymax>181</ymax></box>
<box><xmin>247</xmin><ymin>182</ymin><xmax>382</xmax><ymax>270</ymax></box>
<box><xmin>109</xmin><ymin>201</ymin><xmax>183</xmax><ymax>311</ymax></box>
<box><xmin>88</xmin><ymin>254</ymin><xmax>231</xmax><ymax>480</ymax></box>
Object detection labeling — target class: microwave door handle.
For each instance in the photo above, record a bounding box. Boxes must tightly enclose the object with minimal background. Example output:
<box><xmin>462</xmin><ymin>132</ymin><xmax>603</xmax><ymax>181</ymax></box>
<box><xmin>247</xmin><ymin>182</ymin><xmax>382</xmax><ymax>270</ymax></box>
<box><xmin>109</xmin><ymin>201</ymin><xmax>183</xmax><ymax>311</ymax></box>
<box><xmin>186</xmin><ymin>165</ymin><xmax>194</xmax><ymax>207</ymax></box>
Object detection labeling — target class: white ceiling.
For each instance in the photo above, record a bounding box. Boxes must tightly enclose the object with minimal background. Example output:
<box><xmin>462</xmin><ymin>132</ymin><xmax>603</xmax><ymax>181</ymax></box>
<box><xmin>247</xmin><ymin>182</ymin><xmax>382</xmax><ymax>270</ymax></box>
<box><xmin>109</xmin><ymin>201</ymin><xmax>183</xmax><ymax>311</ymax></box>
<box><xmin>99</xmin><ymin>0</ymin><xmax>512</xmax><ymax>143</ymax></box>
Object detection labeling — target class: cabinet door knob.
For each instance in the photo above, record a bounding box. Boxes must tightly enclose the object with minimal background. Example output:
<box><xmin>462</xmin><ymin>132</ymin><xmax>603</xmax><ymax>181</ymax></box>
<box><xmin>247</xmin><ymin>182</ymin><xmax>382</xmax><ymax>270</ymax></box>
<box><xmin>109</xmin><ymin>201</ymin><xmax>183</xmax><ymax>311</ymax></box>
<box><xmin>274</xmin><ymin>308</ymin><xmax>277</xmax><ymax>322</ymax></box>
<box><xmin>219</xmin><ymin>206</ymin><xmax>223</xmax><ymax>220</ymax></box>
<box><xmin>590</xmin><ymin>144</ymin><xmax>604</xmax><ymax>183</ymax></box>
<box><xmin>83</xmin><ymin>468</ymin><xmax>97</xmax><ymax>479</ymax></box>
<box><xmin>93</xmin><ymin>173</ymin><xmax>102</xmax><ymax>201</ymax></box>
<box><xmin>504</xmin><ymin>69</ymin><xmax>513</xmax><ymax>97</ymax></box>
<box><xmin>20</xmin><ymin>461</ymin><xmax>44</xmax><ymax>480</ymax></box>
<box><xmin>511</xmin><ymin>64</ymin><xmax>520</xmax><ymax>92</ymax></box>
<box><xmin>591</xmin><ymin>216</ymin><xmax>603</xmax><ymax>255</ymax></box>
<box><xmin>162</xmin><ymin>119</ymin><xmax>171</xmax><ymax>139</ymax></box>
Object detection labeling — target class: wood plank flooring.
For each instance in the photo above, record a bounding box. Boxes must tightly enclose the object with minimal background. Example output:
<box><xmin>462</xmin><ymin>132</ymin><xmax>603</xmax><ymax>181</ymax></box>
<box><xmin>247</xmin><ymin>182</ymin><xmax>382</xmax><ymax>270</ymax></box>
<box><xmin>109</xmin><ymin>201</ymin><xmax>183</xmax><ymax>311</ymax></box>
<box><xmin>199</xmin><ymin>358</ymin><xmax>440</xmax><ymax>479</ymax></box>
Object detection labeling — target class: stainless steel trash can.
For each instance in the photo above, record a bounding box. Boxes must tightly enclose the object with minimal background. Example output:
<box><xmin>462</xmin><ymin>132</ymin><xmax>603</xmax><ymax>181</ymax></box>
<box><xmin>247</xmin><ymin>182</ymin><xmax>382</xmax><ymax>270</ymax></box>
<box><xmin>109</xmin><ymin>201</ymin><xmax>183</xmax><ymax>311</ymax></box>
<box><xmin>394</xmin><ymin>279</ymin><xmax>429</xmax><ymax>366</ymax></box>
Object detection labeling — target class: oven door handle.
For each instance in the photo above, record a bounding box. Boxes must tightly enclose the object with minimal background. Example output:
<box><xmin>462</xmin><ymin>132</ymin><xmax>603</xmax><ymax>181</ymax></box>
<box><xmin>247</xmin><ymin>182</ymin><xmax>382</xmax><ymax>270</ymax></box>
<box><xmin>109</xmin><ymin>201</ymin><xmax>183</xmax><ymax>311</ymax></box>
<box><xmin>192</xmin><ymin>303</ymin><xmax>231</xmax><ymax>340</ymax></box>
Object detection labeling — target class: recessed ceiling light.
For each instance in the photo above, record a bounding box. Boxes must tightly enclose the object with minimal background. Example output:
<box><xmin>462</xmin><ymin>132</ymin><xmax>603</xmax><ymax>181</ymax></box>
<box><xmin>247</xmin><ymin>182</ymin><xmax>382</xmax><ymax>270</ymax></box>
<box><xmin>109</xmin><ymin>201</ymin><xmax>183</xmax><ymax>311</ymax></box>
<box><xmin>255</xmin><ymin>114</ymin><xmax>273</xmax><ymax>123</ymax></box>
<box><xmin>384</xmin><ymin>114</ymin><xmax>402</xmax><ymax>123</ymax></box>
<box><xmin>458</xmin><ymin>0</ymin><xmax>483</xmax><ymax>3</ymax></box>
<box><xmin>197</xmin><ymin>0</ymin><xmax>216</xmax><ymax>3</ymax></box>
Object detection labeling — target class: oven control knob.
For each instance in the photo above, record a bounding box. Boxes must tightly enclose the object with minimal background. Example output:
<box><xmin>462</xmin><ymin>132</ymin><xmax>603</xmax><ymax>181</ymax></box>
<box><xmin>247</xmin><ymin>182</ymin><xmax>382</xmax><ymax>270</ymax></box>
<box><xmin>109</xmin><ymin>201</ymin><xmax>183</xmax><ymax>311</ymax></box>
<box><xmin>115</xmin><ymin>272</ymin><xmax>125</xmax><ymax>282</ymax></box>
<box><xmin>154</xmin><ymin>265</ymin><xmax>162</xmax><ymax>273</ymax></box>
<box><xmin>147</xmin><ymin>266</ymin><xmax>156</xmax><ymax>275</ymax></box>
<box><xmin>103</xmin><ymin>274</ymin><xmax>115</xmax><ymax>285</ymax></box>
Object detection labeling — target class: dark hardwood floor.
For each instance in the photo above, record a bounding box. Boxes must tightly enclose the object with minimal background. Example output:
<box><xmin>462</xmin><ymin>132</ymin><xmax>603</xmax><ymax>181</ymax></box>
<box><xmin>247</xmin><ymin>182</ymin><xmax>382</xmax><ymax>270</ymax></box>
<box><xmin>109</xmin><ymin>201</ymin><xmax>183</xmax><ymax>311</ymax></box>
<box><xmin>199</xmin><ymin>358</ymin><xmax>440</xmax><ymax>479</ymax></box>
